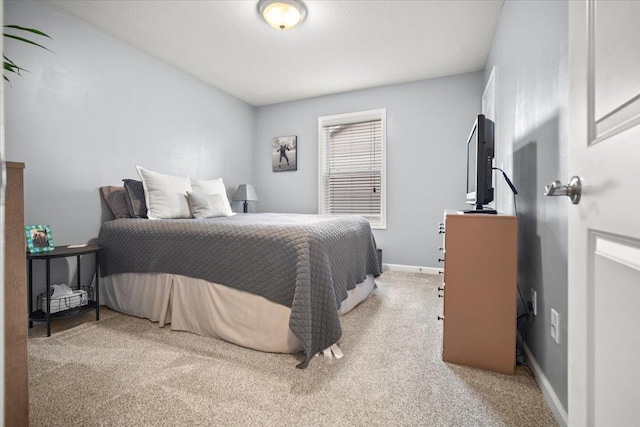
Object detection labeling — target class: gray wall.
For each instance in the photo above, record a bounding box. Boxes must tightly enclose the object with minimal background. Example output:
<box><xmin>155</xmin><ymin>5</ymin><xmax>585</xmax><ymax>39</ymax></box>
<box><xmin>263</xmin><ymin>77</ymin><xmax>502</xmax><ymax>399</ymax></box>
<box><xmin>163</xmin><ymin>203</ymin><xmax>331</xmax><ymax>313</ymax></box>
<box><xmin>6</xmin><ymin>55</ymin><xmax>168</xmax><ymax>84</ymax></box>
<box><xmin>484</xmin><ymin>0</ymin><xmax>568</xmax><ymax>410</ymax></box>
<box><xmin>5</xmin><ymin>1</ymin><xmax>254</xmax><ymax>289</ymax></box>
<box><xmin>254</xmin><ymin>73</ymin><xmax>483</xmax><ymax>267</ymax></box>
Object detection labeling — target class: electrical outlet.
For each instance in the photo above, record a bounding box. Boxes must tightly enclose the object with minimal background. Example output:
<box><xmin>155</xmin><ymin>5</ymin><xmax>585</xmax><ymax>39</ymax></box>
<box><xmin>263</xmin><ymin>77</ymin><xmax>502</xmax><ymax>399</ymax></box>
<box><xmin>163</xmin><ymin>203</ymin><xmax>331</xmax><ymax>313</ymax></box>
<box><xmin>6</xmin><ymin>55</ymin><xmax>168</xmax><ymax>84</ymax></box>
<box><xmin>550</xmin><ymin>309</ymin><xmax>560</xmax><ymax>343</ymax></box>
<box><xmin>530</xmin><ymin>289</ymin><xmax>537</xmax><ymax>316</ymax></box>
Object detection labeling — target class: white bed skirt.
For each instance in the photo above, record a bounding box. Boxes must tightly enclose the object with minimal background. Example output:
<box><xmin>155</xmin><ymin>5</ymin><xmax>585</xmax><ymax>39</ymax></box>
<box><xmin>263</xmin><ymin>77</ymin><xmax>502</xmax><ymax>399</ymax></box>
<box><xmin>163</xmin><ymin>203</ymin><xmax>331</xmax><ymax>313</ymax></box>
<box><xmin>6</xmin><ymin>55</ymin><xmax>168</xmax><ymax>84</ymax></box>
<box><xmin>100</xmin><ymin>273</ymin><xmax>375</xmax><ymax>354</ymax></box>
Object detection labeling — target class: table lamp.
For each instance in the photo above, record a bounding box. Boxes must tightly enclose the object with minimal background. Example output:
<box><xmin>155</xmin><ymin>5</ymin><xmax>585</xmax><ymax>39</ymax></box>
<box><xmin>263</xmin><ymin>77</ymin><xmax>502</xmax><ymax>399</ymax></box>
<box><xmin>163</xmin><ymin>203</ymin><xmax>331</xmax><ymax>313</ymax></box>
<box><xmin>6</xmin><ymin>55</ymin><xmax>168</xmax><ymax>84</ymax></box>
<box><xmin>233</xmin><ymin>184</ymin><xmax>259</xmax><ymax>213</ymax></box>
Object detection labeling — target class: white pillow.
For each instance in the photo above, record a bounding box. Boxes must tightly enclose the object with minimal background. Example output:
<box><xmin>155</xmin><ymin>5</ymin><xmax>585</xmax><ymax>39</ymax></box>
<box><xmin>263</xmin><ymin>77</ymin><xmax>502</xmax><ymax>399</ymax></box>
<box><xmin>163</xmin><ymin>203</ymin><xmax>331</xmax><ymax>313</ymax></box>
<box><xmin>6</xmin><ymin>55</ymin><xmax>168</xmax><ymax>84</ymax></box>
<box><xmin>136</xmin><ymin>166</ymin><xmax>193</xmax><ymax>219</ymax></box>
<box><xmin>187</xmin><ymin>192</ymin><xmax>235</xmax><ymax>219</ymax></box>
<box><xmin>190</xmin><ymin>176</ymin><xmax>224</xmax><ymax>194</ymax></box>
<box><xmin>190</xmin><ymin>177</ymin><xmax>233</xmax><ymax>214</ymax></box>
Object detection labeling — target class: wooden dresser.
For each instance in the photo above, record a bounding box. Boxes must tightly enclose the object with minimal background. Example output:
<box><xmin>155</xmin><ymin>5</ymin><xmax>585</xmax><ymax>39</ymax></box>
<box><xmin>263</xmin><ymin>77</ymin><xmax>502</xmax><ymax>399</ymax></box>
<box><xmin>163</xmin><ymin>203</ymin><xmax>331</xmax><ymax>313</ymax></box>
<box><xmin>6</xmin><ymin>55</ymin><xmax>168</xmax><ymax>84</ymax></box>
<box><xmin>4</xmin><ymin>161</ymin><xmax>28</xmax><ymax>426</ymax></box>
<box><xmin>439</xmin><ymin>212</ymin><xmax>518</xmax><ymax>375</ymax></box>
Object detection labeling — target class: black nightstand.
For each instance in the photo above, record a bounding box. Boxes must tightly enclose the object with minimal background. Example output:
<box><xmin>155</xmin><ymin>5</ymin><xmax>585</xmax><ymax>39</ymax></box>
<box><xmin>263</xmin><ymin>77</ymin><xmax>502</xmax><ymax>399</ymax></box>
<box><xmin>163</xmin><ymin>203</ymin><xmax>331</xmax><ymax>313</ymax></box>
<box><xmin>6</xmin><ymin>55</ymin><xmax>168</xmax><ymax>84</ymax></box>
<box><xmin>27</xmin><ymin>245</ymin><xmax>102</xmax><ymax>337</ymax></box>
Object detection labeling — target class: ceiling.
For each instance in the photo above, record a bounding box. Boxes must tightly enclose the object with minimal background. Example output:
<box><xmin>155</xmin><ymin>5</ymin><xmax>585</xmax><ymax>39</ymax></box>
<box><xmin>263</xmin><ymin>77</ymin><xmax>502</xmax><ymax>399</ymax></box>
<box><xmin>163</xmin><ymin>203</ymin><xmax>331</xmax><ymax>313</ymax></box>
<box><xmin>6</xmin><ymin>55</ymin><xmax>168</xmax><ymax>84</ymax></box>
<box><xmin>47</xmin><ymin>0</ymin><xmax>503</xmax><ymax>107</ymax></box>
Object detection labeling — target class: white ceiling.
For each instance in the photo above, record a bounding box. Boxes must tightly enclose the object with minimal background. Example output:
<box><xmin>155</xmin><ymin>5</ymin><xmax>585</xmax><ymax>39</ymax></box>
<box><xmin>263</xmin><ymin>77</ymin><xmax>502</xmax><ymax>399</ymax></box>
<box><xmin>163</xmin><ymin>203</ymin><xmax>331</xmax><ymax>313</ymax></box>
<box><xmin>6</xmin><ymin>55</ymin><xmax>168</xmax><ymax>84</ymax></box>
<box><xmin>47</xmin><ymin>0</ymin><xmax>503</xmax><ymax>107</ymax></box>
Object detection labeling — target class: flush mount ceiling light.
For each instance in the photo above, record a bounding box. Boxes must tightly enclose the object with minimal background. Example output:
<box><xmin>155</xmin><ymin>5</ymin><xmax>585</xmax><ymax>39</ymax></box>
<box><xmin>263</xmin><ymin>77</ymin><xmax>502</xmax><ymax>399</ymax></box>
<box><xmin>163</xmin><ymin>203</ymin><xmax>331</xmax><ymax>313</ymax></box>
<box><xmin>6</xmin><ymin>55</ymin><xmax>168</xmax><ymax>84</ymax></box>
<box><xmin>258</xmin><ymin>0</ymin><xmax>307</xmax><ymax>31</ymax></box>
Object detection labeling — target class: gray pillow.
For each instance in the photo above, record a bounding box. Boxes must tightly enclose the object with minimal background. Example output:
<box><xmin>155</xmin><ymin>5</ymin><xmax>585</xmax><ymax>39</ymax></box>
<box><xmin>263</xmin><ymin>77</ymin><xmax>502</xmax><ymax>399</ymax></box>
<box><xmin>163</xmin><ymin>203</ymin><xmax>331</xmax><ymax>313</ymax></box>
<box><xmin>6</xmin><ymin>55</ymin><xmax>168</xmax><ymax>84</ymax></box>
<box><xmin>187</xmin><ymin>192</ymin><xmax>233</xmax><ymax>219</ymax></box>
<box><xmin>100</xmin><ymin>186</ymin><xmax>131</xmax><ymax>219</ymax></box>
<box><xmin>122</xmin><ymin>179</ymin><xmax>148</xmax><ymax>218</ymax></box>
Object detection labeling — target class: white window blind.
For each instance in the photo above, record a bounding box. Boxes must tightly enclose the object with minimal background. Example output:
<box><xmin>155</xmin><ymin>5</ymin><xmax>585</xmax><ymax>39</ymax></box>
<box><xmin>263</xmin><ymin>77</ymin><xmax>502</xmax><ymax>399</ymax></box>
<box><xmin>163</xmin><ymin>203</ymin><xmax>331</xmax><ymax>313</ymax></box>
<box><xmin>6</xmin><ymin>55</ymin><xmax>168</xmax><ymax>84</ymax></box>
<box><xmin>318</xmin><ymin>109</ymin><xmax>386</xmax><ymax>229</ymax></box>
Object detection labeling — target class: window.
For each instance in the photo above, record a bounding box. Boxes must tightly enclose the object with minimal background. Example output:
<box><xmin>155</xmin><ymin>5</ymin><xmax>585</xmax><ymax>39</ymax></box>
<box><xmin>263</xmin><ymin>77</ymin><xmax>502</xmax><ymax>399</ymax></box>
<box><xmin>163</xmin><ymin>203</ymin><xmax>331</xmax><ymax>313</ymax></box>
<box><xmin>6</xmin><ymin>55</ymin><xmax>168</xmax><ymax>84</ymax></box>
<box><xmin>318</xmin><ymin>109</ymin><xmax>386</xmax><ymax>229</ymax></box>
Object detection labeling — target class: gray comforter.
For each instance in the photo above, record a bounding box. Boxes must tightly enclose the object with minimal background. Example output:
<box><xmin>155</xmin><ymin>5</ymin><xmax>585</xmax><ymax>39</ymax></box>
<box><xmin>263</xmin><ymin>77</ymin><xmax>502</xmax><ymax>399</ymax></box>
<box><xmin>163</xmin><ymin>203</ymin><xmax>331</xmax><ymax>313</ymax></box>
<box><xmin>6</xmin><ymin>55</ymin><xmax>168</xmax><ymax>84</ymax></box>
<box><xmin>97</xmin><ymin>213</ymin><xmax>380</xmax><ymax>368</ymax></box>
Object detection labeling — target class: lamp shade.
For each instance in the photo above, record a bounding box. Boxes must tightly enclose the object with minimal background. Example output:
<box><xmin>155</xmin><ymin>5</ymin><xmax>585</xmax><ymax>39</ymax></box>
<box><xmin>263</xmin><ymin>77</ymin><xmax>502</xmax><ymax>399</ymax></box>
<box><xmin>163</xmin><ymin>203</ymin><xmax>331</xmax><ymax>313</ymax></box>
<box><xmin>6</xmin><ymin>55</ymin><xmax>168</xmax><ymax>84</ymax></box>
<box><xmin>233</xmin><ymin>184</ymin><xmax>259</xmax><ymax>202</ymax></box>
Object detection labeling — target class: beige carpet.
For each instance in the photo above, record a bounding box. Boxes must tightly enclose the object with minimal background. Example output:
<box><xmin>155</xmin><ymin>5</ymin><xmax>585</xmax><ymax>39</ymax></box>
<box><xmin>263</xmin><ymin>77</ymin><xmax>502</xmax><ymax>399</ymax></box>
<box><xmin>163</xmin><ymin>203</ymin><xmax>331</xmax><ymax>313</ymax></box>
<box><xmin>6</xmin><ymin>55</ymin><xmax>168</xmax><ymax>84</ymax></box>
<box><xmin>28</xmin><ymin>271</ymin><xmax>558</xmax><ymax>426</ymax></box>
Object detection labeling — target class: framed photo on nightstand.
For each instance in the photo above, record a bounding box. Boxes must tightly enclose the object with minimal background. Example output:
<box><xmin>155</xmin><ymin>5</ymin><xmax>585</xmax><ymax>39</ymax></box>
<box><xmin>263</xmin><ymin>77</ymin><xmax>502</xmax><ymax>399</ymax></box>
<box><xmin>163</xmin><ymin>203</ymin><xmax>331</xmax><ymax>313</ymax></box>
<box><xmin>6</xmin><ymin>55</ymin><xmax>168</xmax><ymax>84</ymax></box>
<box><xmin>25</xmin><ymin>225</ymin><xmax>54</xmax><ymax>253</ymax></box>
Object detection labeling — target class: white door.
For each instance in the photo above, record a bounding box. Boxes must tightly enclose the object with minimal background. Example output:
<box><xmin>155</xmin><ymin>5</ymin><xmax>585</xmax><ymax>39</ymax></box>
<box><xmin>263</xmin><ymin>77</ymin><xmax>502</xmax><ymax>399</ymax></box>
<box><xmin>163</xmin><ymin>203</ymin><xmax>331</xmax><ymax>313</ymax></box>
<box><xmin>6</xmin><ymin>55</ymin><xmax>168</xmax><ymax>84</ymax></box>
<box><xmin>568</xmin><ymin>1</ymin><xmax>640</xmax><ymax>426</ymax></box>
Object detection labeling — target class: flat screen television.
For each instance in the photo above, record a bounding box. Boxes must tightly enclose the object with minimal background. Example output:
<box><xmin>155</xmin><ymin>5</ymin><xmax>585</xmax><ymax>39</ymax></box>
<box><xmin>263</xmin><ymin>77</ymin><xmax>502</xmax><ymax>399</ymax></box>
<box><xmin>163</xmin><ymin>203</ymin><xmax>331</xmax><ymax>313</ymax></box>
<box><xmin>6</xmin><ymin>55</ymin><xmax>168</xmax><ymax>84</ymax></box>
<box><xmin>465</xmin><ymin>114</ymin><xmax>496</xmax><ymax>214</ymax></box>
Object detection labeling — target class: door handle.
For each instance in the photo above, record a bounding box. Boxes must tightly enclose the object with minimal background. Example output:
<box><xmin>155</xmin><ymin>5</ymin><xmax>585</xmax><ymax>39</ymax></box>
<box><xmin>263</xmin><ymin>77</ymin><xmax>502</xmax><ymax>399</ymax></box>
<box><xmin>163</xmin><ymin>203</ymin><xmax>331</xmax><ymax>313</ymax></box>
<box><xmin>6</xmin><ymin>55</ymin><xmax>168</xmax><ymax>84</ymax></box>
<box><xmin>544</xmin><ymin>176</ymin><xmax>581</xmax><ymax>204</ymax></box>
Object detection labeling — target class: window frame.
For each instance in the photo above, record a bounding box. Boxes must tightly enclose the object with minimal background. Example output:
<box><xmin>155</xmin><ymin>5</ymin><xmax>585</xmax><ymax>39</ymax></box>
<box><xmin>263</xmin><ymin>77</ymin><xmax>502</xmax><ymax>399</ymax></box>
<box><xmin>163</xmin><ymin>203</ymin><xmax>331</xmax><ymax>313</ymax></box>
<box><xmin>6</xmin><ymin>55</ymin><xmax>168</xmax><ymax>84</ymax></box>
<box><xmin>317</xmin><ymin>108</ymin><xmax>387</xmax><ymax>229</ymax></box>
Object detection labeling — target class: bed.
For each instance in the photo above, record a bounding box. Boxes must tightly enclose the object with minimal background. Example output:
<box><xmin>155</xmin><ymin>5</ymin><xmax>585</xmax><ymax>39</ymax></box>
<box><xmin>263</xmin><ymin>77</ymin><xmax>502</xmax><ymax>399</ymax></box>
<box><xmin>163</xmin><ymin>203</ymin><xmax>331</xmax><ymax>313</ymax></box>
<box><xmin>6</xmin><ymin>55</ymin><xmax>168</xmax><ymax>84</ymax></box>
<box><xmin>97</xmin><ymin>213</ymin><xmax>380</xmax><ymax>368</ymax></box>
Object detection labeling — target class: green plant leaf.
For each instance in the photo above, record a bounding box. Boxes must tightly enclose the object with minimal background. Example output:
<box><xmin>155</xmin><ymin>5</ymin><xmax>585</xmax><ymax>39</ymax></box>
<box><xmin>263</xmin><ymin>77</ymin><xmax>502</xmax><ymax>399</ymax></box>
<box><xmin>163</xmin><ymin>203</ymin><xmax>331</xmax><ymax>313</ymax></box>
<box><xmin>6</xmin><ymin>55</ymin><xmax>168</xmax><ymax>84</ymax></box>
<box><xmin>4</xmin><ymin>55</ymin><xmax>17</xmax><ymax>67</ymax></box>
<box><xmin>4</xmin><ymin>64</ymin><xmax>19</xmax><ymax>75</ymax></box>
<box><xmin>3</xmin><ymin>24</ymin><xmax>52</xmax><ymax>83</ymax></box>
<box><xmin>4</xmin><ymin>61</ymin><xmax>27</xmax><ymax>74</ymax></box>
<box><xmin>3</xmin><ymin>25</ymin><xmax>51</xmax><ymax>39</ymax></box>
<box><xmin>3</xmin><ymin>34</ymin><xmax>52</xmax><ymax>52</ymax></box>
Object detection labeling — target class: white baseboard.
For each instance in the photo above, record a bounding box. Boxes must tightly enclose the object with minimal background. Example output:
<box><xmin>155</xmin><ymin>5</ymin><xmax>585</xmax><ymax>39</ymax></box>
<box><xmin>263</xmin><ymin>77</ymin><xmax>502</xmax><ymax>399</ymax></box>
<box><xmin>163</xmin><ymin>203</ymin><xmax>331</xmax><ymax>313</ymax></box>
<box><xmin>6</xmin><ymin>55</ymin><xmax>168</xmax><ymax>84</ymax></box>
<box><xmin>382</xmin><ymin>263</ymin><xmax>442</xmax><ymax>275</ymax></box>
<box><xmin>520</xmin><ymin>338</ymin><xmax>569</xmax><ymax>427</ymax></box>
